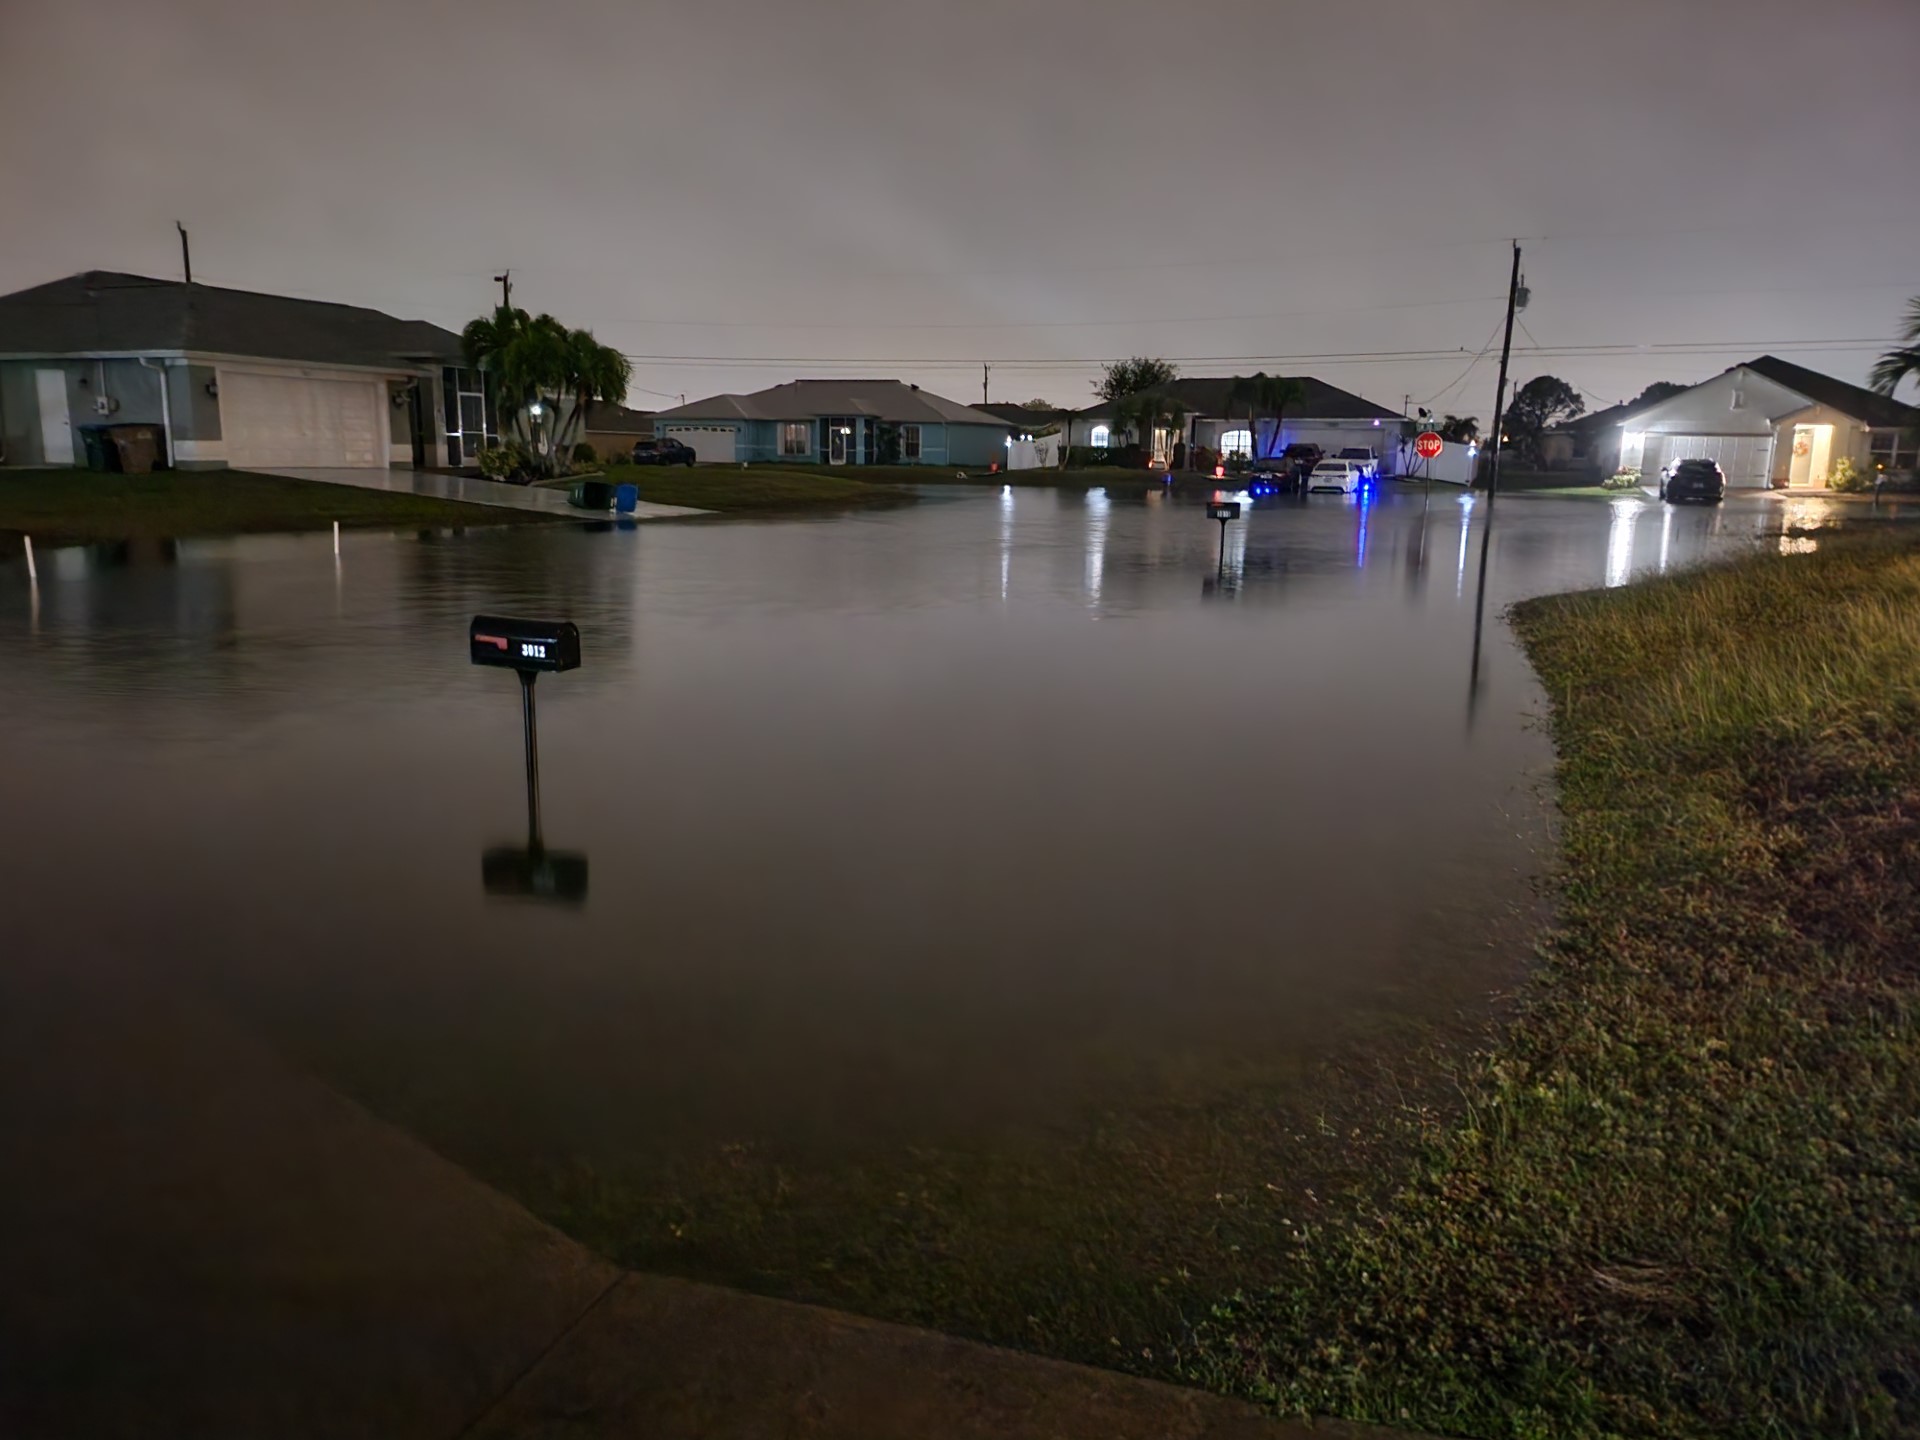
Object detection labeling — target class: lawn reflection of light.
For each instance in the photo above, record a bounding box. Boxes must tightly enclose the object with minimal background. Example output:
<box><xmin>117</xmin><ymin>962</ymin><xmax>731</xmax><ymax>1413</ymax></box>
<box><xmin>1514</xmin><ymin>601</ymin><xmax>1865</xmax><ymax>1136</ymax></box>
<box><xmin>1780</xmin><ymin>534</ymin><xmax>1818</xmax><ymax>555</ymax></box>
<box><xmin>999</xmin><ymin>484</ymin><xmax>1014</xmax><ymax>600</ymax></box>
<box><xmin>1606</xmin><ymin>496</ymin><xmax>1642</xmax><ymax>588</ymax></box>
<box><xmin>1455</xmin><ymin>493</ymin><xmax>1475</xmax><ymax>597</ymax></box>
<box><xmin>1085</xmin><ymin>486</ymin><xmax>1110</xmax><ymax>603</ymax></box>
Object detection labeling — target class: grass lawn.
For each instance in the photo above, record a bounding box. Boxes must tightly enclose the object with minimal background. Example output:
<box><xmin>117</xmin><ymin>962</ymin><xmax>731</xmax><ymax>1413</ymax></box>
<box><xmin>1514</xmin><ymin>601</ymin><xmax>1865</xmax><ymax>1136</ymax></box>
<box><xmin>0</xmin><ymin>467</ymin><xmax>553</xmax><ymax>545</ymax></box>
<box><xmin>1183</xmin><ymin>532</ymin><xmax>1920</xmax><ymax>1437</ymax></box>
<box><xmin>600</xmin><ymin>464</ymin><xmax>914</xmax><ymax>513</ymax></box>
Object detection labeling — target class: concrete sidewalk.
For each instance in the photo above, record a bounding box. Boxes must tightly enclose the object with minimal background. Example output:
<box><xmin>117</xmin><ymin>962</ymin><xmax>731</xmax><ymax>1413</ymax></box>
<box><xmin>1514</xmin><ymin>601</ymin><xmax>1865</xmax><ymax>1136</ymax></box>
<box><xmin>259</xmin><ymin>466</ymin><xmax>709</xmax><ymax>520</ymax></box>
<box><xmin>0</xmin><ymin>978</ymin><xmax>1389</xmax><ymax>1440</ymax></box>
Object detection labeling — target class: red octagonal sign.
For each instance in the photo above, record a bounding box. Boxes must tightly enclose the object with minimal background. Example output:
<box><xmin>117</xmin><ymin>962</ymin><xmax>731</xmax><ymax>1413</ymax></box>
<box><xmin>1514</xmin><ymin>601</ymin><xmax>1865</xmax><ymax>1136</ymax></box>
<box><xmin>1415</xmin><ymin>431</ymin><xmax>1445</xmax><ymax>460</ymax></box>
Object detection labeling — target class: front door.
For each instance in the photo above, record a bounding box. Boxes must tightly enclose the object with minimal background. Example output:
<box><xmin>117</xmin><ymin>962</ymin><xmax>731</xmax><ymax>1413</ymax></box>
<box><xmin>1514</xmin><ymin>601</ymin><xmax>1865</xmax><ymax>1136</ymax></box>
<box><xmin>826</xmin><ymin>418</ymin><xmax>851</xmax><ymax>465</ymax></box>
<box><xmin>35</xmin><ymin>369</ymin><xmax>74</xmax><ymax>465</ymax></box>
<box><xmin>1789</xmin><ymin>424</ymin><xmax>1834</xmax><ymax>488</ymax></box>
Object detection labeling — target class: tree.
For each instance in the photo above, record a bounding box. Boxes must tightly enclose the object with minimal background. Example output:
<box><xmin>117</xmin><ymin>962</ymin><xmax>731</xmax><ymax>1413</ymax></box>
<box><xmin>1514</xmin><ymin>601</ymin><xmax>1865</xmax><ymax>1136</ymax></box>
<box><xmin>1021</xmin><ymin>397</ymin><xmax>1056</xmax><ymax>410</ymax></box>
<box><xmin>1437</xmin><ymin>414</ymin><xmax>1479</xmax><ymax>444</ymax></box>
<box><xmin>1632</xmin><ymin>381</ymin><xmax>1687</xmax><ymax>407</ymax></box>
<box><xmin>1502</xmin><ymin>375</ymin><xmax>1584</xmax><ymax>461</ymax></box>
<box><xmin>1095</xmin><ymin>357</ymin><xmax>1178</xmax><ymax>402</ymax></box>
<box><xmin>460</xmin><ymin>305</ymin><xmax>632</xmax><ymax>478</ymax></box>
<box><xmin>1111</xmin><ymin>390</ymin><xmax>1189</xmax><ymax>467</ymax></box>
<box><xmin>1870</xmin><ymin>296</ymin><xmax>1920</xmax><ymax>398</ymax></box>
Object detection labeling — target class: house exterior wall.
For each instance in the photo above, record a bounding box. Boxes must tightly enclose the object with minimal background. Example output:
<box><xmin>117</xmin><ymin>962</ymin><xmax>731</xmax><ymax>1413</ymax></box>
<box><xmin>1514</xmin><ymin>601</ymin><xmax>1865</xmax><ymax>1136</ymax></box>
<box><xmin>0</xmin><ymin>357</ymin><xmax>173</xmax><ymax>466</ymax></box>
<box><xmin>944</xmin><ymin>423</ymin><xmax>1006</xmax><ymax>467</ymax></box>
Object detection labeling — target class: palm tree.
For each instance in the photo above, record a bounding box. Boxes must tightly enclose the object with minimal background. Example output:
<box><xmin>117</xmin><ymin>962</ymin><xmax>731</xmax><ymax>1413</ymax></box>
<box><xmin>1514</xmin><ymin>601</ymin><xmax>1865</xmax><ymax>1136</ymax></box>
<box><xmin>1254</xmin><ymin>375</ymin><xmax>1306</xmax><ymax>460</ymax></box>
<box><xmin>461</xmin><ymin>306</ymin><xmax>631</xmax><ymax>477</ymax></box>
<box><xmin>1869</xmin><ymin>296</ymin><xmax>1920</xmax><ymax>398</ymax></box>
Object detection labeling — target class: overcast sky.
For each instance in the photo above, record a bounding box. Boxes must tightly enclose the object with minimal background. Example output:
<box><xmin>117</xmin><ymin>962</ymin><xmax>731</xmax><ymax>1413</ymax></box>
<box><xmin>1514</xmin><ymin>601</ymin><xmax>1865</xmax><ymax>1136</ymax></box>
<box><xmin>4</xmin><ymin>0</ymin><xmax>1916</xmax><ymax>419</ymax></box>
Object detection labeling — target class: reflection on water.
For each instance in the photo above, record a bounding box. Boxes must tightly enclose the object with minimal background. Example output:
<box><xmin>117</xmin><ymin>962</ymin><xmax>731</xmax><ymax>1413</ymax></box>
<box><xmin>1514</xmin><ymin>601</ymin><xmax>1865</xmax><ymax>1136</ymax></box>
<box><xmin>1606</xmin><ymin>496</ymin><xmax>1643</xmax><ymax>587</ymax></box>
<box><xmin>2</xmin><ymin>484</ymin><xmax>1910</xmax><ymax>1316</ymax></box>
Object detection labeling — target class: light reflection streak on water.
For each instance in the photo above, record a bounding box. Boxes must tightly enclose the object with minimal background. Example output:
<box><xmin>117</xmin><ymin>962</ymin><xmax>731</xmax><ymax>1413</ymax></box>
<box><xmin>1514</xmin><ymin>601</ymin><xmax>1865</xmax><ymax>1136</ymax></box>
<box><xmin>1085</xmin><ymin>487</ymin><xmax>1110</xmax><ymax>603</ymax></box>
<box><xmin>1356</xmin><ymin>488</ymin><xmax>1372</xmax><ymax>568</ymax></box>
<box><xmin>999</xmin><ymin>484</ymin><xmax>1014</xmax><ymax>600</ymax></box>
<box><xmin>1455</xmin><ymin>494</ymin><xmax>1474</xmax><ymax>597</ymax></box>
<box><xmin>1605</xmin><ymin>497</ymin><xmax>1641</xmax><ymax>587</ymax></box>
<box><xmin>1658</xmin><ymin>504</ymin><xmax>1673</xmax><ymax>573</ymax></box>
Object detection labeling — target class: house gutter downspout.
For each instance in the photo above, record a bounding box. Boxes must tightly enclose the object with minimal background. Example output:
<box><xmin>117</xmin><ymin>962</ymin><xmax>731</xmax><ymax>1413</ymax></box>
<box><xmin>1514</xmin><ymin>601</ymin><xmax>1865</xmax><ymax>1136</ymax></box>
<box><xmin>138</xmin><ymin>357</ymin><xmax>176</xmax><ymax>468</ymax></box>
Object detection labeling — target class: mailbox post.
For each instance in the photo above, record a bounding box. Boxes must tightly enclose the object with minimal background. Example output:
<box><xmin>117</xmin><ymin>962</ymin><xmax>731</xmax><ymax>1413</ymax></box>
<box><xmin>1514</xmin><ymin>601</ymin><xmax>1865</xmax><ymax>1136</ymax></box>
<box><xmin>470</xmin><ymin>616</ymin><xmax>580</xmax><ymax>851</ymax></box>
<box><xmin>1205</xmin><ymin>499</ymin><xmax>1242</xmax><ymax>573</ymax></box>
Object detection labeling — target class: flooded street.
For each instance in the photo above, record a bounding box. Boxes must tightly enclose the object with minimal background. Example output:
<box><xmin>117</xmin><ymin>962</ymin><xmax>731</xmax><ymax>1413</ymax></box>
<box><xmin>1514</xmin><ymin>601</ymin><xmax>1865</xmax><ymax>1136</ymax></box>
<box><xmin>1</xmin><ymin>483</ymin><xmax>1901</xmax><ymax>1353</ymax></box>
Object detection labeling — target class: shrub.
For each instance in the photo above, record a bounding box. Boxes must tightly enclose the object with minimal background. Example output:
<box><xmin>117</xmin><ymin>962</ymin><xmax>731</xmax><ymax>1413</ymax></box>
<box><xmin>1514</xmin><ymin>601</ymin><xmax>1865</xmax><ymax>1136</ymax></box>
<box><xmin>1603</xmin><ymin>468</ymin><xmax>1642</xmax><ymax>490</ymax></box>
<box><xmin>1827</xmin><ymin>456</ymin><xmax>1872</xmax><ymax>493</ymax></box>
<box><xmin>477</xmin><ymin>441</ymin><xmax>537</xmax><ymax>482</ymax></box>
<box><xmin>571</xmin><ymin>441</ymin><xmax>598</xmax><ymax>467</ymax></box>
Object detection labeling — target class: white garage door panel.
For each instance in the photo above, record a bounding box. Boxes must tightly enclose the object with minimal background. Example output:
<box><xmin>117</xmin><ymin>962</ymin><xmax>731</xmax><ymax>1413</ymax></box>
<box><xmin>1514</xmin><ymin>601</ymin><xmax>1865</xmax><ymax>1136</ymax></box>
<box><xmin>223</xmin><ymin>371</ymin><xmax>384</xmax><ymax>469</ymax></box>
<box><xmin>662</xmin><ymin>424</ymin><xmax>736</xmax><ymax>464</ymax></box>
<box><xmin>1647</xmin><ymin>433</ymin><xmax>1771</xmax><ymax>489</ymax></box>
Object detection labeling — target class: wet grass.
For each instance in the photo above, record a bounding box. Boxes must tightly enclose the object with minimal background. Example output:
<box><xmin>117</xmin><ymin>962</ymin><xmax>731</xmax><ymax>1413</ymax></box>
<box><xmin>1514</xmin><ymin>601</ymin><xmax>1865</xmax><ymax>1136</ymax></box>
<box><xmin>601</xmin><ymin>464</ymin><xmax>914</xmax><ymax>512</ymax></box>
<box><xmin>1183</xmin><ymin>531</ymin><xmax>1920</xmax><ymax>1437</ymax></box>
<box><xmin>0</xmin><ymin>467</ymin><xmax>552</xmax><ymax>545</ymax></box>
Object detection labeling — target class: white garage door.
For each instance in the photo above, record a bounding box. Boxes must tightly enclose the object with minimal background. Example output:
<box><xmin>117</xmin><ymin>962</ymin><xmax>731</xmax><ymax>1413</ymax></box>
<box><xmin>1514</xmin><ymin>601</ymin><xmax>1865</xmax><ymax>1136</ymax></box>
<box><xmin>662</xmin><ymin>424</ymin><xmax>736</xmax><ymax>464</ymax></box>
<box><xmin>1643</xmin><ymin>433</ymin><xmax>1772</xmax><ymax>489</ymax></box>
<box><xmin>221</xmin><ymin>370</ymin><xmax>385</xmax><ymax>469</ymax></box>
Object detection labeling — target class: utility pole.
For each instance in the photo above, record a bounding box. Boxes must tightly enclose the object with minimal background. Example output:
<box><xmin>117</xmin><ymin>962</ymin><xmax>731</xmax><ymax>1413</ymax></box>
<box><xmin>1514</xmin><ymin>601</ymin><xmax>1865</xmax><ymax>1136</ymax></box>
<box><xmin>1484</xmin><ymin>240</ymin><xmax>1522</xmax><ymax>510</ymax></box>
<box><xmin>175</xmin><ymin>222</ymin><xmax>192</xmax><ymax>285</ymax></box>
<box><xmin>493</xmin><ymin>270</ymin><xmax>512</xmax><ymax>309</ymax></box>
<box><xmin>982</xmin><ymin>363</ymin><xmax>990</xmax><ymax>406</ymax></box>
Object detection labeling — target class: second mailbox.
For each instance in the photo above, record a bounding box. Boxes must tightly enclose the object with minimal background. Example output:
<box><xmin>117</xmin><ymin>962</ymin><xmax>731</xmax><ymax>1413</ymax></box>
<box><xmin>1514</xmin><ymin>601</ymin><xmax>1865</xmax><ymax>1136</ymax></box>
<box><xmin>1206</xmin><ymin>501</ymin><xmax>1242</xmax><ymax>521</ymax></box>
<box><xmin>470</xmin><ymin>615</ymin><xmax>582</xmax><ymax>673</ymax></box>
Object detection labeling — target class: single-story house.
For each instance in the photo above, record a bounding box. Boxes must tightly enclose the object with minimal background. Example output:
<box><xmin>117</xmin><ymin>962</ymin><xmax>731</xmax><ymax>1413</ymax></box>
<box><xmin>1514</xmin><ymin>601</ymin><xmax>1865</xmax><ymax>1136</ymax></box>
<box><xmin>1067</xmin><ymin>376</ymin><xmax>1409</xmax><ymax>468</ymax></box>
<box><xmin>649</xmin><ymin>380</ymin><xmax>1011</xmax><ymax>466</ymax></box>
<box><xmin>1540</xmin><ymin>398</ymin><xmax>1665</xmax><ymax>475</ymax></box>
<box><xmin>0</xmin><ymin>270</ymin><xmax>494</xmax><ymax>471</ymax></box>
<box><xmin>1616</xmin><ymin>356</ymin><xmax>1920</xmax><ymax>490</ymax></box>
<box><xmin>582</xmin><ymin>403</ymin><xmax>655</xmax><ymax>461</ymax></box>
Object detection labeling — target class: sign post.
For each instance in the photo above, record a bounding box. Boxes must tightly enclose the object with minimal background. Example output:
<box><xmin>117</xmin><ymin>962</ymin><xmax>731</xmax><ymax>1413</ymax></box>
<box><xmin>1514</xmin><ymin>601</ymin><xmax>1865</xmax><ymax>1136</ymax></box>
<box><xmin>1205</xmin><ymin>499</ymin><xmax>1242</xmax><ymax>573</ymax></box>
<box><xmin>470</xmin><ymin>616</ymin><xmax>587</xmax><ymax>903</ymax></box>
<box><xmin>1414</xmin><ymin>430</ymin><xmax>1444</xmax><ymax>485</ymax></box>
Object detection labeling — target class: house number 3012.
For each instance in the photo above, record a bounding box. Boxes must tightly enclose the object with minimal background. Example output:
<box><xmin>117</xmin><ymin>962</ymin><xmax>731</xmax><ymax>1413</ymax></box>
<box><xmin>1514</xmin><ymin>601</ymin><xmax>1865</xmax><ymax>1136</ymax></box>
<box><xmin>520</xmin><ymin>642</ymin><xmax>548</xmax><ymax>659</ymax></box>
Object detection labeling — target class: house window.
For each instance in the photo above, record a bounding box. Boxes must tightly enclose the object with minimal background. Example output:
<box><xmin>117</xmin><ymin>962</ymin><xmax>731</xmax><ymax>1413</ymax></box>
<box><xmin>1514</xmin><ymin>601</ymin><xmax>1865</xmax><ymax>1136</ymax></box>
<box><xmin>779</xmin><ymin>421</ymin><xmax>811</xmax><ymax>456</ymax></box>
<box><xmin>902</xmin><ymin>424</ymin><xmax>921</xmax><ymax>460</ymax></box>
<box><xmin>1869</xmin><ymin>430</ymin><xmax>1896</xmax><ymax>468</ymax></box>
<box><xmin>1218</xmin><ymin>427</ymin><xmax>1252</xmax><ymax>459</ymax></box>
<box><xmin>1090</xmin><ymin>424</ymin><xmax>1111</xmax><ymax>449</ymax></box>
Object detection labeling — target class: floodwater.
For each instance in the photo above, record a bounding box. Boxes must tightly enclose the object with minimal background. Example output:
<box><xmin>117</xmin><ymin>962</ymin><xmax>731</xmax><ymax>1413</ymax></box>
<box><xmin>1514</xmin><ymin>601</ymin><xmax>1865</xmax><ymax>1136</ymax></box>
<box><xmin>1</xmin><ymin>483</ymin><xmax>1900</xmax><ymax>1344</ymax></box>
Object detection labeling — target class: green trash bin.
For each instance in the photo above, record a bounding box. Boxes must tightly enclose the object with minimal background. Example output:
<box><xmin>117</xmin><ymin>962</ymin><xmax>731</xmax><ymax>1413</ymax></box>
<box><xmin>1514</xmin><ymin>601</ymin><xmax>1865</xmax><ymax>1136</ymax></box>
<box><xmin>77</xmin><ymin>424</ymin><xmax>121</xmax><ymax>472</ymax></box>
<box><xmin>568</xmin><ymin>479</ymin><xmax>614</xmax><ymax>510</ymax></box>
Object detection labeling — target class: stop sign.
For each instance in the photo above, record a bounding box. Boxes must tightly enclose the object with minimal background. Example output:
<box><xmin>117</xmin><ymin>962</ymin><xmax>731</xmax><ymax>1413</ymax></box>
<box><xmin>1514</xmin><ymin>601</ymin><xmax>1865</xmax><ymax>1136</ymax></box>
<box><xmin>1415</xmin><ymin>431</ymin><xmax>1444</xmax><ymax>459</ymax></box>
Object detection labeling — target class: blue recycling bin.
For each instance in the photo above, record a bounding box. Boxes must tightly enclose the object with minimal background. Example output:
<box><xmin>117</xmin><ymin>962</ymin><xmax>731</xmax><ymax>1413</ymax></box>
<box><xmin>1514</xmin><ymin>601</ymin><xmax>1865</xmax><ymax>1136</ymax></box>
<box><xmin>613</xmin><ymin>482</ymin><xmax>638</xmax><ymax>514</ymax></box>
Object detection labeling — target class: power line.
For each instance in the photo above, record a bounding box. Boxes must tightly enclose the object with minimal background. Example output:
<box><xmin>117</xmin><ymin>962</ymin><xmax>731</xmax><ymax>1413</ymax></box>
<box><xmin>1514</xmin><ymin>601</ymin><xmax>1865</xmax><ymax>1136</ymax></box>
<box><xmin>618</xmin><ymin>336</ymin><xmax>1897</xmax><ymax>370</ymax></box>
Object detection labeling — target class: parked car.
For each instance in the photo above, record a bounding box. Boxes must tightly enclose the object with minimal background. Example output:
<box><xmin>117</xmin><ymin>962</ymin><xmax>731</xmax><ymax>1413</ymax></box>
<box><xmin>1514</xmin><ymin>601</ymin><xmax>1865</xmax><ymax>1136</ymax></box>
<box><xmin>1661</xmin><ymin>457</ymin><xmax>1725</xmax><ymax>504</ymax></box>
<box><xmin>1307</xmin><ymin>459</ymin><xmax>1366</xmax><ymax>494</ymax></box>
<box><xmin>1245</xmin><ymin>462</ymin><xmax>1289</xmax><ymax>497</ymax></box>
<box><xmin>630</xmin><ymin>436</ymin><xmax>696</xmax><ymax>466</ymax></box>
<box><xmin>1279</xmin><ymin>442</ymin><xmax>1323</xmax><ymax>479</ymax></box>
<box><xmin>1335</xmin><ymin>446</ymin><xmax>1380</xmax><ymax>478</ymax></box>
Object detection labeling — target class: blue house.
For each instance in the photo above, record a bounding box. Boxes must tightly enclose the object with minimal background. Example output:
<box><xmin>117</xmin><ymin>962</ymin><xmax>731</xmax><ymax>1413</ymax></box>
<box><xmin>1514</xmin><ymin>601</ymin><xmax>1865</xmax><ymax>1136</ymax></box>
<box><xmin>650</xmin><ymin>379</ymin><xmax>1011</xmax><ymax>467</ymax></box>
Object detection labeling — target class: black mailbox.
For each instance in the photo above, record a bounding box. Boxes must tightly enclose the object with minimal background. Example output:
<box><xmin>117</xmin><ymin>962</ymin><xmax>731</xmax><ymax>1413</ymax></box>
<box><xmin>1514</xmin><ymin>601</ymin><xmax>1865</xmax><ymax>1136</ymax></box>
<box><xmin>1206</xmin><ymin>501</ymin><xmax>1242</xmax><ymax>521</ymax></box>
<box><xmin>470</xmin><ymin>615</ymin><xmax>580</xmax><ymax>673</ymax></box>
<box><xmin>483</xmin><ymin>845</ymin><xmax>589</xmax><ymax>905</ymax></box>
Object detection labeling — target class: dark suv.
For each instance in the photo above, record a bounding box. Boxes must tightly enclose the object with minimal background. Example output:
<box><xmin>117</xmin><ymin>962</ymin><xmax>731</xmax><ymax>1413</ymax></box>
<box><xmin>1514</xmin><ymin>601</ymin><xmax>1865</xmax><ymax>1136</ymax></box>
<box><xmin>630</xmin><ymin>436</ymin><xmax>696</xmax><ymax>466</ymax></box>
<box><xmin>1662</xmin><ymin>457</ymin><xmax>1726</xmax><ymax>504</ymax></box>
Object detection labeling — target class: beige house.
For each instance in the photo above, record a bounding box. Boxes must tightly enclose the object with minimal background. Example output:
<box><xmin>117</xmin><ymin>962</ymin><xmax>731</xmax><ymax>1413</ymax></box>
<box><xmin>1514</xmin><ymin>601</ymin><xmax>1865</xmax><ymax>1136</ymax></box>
<box><xmin>1617</xmin><ymin>356</ymin><xmax>1918</xmax><ymax>490</ymax></box>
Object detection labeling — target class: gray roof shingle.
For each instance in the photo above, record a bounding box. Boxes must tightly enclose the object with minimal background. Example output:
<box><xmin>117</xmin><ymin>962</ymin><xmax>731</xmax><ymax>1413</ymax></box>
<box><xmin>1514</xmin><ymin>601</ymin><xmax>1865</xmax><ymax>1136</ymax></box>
<box><xmin>1078</xmin><ymin>375</ymin><xmax>1403</xmax><ymax>422</ymax></box>
<box><xmin>655</xmin><ymin>379</ymin><xmax>1010</xmax><ymax>428</ymax></box>
<box><xmin>0</xmin><ymin>271</ymin><xmax>463</xmax><ymax>369</ymax></box>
